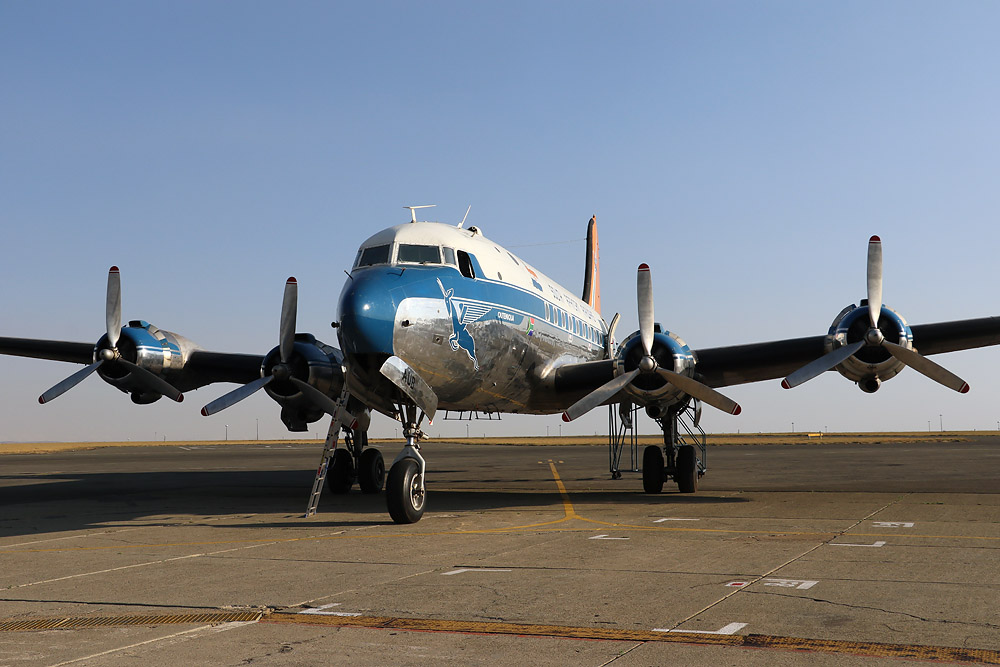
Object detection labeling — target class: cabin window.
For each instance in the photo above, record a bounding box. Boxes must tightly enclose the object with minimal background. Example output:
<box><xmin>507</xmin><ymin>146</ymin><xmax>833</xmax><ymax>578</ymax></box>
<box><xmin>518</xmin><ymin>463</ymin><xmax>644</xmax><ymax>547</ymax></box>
<box><xmin>397</xmin><ymin>244</ymin><xmax>441</xmax><ymax>265</ymax></box>
<box><xmin>457</xmin><ymin>250</ymin><xmax>476</xmax><ymax>279</ymax></box>
<box><xmin>356</xmin><ymin>244</ymin><xmax>391</xmax><ymax>267</ymax></box>
<box><xmin>507</xmin><ymin>252</ymin><xmax>520</xmax><ymax>265</ymax></box>
<box><xmin>443</xmin><ymin>247</ymin><xmax>456</xmax><ymax>265</ymax></box>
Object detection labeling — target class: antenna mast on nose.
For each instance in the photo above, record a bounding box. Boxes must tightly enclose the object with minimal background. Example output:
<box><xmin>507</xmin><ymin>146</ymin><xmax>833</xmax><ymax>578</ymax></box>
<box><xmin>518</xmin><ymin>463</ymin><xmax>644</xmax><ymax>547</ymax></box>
<box><xmin>404</xmin><ymin>205</ymin><xmax>436</xmax><ymax>223</ymax></box>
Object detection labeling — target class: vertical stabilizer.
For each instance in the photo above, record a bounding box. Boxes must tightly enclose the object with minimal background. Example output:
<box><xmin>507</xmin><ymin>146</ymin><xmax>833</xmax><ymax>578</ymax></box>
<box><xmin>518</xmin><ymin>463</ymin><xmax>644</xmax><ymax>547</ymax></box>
<box><xmin>582</xmin><ymin>215</ymin><xmax>601</xmax><ymax>314</ymax></box>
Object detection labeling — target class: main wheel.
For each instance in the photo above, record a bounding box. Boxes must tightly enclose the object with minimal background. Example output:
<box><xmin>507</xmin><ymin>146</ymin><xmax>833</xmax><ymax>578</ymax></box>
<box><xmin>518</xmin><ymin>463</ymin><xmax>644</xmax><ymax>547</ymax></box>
<box><xmin>327</xmin><ymin>448</ymin><xmax>355</xmax><ymax>494</ymax></box>
<box><xmin>676</xmin><ymin>444</ymin><xmax>698</xmax><ymax>493</ymax></box>
<box><xmin>386</xmin><ymin>457</ymin><xmax>425</xmax><ymax>524</ymax></box>
<box><xmin>358</xmin><ymin>448</ymin><xmax>385</xmax><ymax>494</ymax></box>
<box><xmin>642</xmin><ymin>445</ymin><xmax>665</xmax><ymax>494</ymax></box>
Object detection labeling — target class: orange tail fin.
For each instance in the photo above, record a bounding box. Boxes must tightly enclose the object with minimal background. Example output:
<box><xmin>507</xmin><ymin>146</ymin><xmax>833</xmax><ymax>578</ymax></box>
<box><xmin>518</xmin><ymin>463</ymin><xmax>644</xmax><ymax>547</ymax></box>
<box><xmin>582</xmin><ymin>215</ymin><xmax>601</xmax><ymax>314</ymax></box>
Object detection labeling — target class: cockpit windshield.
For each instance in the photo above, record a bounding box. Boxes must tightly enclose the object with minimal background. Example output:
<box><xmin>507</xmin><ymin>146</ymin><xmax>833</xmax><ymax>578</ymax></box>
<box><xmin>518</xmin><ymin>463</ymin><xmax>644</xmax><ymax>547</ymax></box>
<box><xmin>355</xmin><ymin>244</ymin><xmax>391</xmax><ymax>268</ymax></box>
<box><xmin>397</xmin><ymin>244</ymin><xmax>442</xmax><ymax>264</ymax></box>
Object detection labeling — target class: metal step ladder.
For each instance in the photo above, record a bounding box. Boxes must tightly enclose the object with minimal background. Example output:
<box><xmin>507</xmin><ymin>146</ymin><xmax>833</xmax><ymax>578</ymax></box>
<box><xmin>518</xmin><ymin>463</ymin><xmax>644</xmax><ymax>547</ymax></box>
<box><xmin>304</xmin><ymin>388</ymin><xmax>353</xmax><ymax>517</ymax></box>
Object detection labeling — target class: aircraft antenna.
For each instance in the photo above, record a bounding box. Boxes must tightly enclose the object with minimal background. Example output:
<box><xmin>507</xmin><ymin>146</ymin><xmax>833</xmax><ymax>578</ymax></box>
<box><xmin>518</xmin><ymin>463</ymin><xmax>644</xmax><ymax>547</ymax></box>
<box><xmin>404</xmin><ymin>205</ymin><xmax>436</xmax><ymax>223</ymax></box>
<box><xmin>458</xmin><ymin>205</ymin><xmax>472</xmax><ymax>228</ymax></box>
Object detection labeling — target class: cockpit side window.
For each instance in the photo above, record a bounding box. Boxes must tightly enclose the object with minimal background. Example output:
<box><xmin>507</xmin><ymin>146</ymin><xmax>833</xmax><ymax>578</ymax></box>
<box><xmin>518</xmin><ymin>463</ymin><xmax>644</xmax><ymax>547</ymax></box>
<box><xmin>457</xmin><ymin>250</ymin><xmax>476</xmax><ymax>279</ymax></box>
<box><xmin>397</xmin><ymin>244</ymin><xmax>441</xmax><ymax>264</ymax></box>
<box><xmin>356</xmin><ymin>244</ymin><xmax>391</xmax><ymax>268</ymax></box>
<box><xmin>442</xmin><ymin>247</ymin><xmax>456</xmax><ymax>265</ymax></box>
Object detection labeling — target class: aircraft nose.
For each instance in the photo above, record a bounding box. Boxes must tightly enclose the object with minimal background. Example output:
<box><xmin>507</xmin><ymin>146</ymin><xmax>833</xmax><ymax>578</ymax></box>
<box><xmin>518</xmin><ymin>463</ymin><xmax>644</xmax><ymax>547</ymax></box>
<box><xmin>338</xmin><ymin>268</ymin><xmax>398</xmax><ymax>356</ymax></box>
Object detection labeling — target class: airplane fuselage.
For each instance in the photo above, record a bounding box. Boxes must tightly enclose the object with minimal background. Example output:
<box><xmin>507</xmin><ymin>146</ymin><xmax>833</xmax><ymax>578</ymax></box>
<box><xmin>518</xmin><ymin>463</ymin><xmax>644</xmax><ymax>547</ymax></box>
<box><xmin>337</xmin><ymin>222</ymin><xmax>609</xmax><ymax>417</ymax></box>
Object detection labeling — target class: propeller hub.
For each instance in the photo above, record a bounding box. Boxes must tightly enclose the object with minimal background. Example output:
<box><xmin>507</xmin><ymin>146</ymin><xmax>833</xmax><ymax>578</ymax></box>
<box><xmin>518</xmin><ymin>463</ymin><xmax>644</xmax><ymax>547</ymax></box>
<box><xmin>639</xmin><ymin>355</ymin><xmax>657</xmax><ymax>373</ymax></box>
<box><xmin>272</xmin><ymin>364</ymin><xmax>291</xmax><ymax>381</ymax></box>
<box><xmin>864</xmin><ymin>327</ymin><xmax>885</xmax><ymax>346</ymax></box>
<box><xmin>99</xmin><ymin>348</ymin><xmax>116</xmax><ymax>362</ymax></box>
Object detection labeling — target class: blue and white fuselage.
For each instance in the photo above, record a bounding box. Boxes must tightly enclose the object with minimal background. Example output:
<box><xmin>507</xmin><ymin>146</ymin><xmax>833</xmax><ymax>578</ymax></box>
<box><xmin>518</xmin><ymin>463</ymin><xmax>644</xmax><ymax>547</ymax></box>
<box><xmin>338</xmin><ymin>222</ymin><xmax>609</xmax><ymax>417</ymax></box>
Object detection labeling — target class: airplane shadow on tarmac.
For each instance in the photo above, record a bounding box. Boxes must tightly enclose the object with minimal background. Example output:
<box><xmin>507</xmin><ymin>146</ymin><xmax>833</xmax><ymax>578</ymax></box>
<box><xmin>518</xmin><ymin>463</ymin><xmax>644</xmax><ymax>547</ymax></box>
<box><xmin>0</xmin><ymin>468</ymin><xmax>746</xmax><ymax>539</ymax></box>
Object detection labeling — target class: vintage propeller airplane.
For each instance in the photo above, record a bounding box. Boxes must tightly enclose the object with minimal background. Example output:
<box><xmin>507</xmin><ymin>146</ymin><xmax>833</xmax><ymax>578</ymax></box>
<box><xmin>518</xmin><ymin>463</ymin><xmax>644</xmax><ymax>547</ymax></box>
<box><xmin>3</xmin><ymin>208</ymin><xmax>1000</xmax><ymax>523</ymax></box>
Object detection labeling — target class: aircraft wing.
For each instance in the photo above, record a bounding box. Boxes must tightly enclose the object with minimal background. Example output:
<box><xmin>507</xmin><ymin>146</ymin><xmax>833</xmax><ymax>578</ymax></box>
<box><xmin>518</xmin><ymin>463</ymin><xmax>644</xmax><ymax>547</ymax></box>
<box><xmin>695</xmin><ymin>315</ymin><xmax>1000</xmax><ymax>389</ymax></box>
<box><xmin>0</xmin><ymin>337</ymin><xmax>94</xmax><ymax>364</ymax></box>
<box><xmin>0</xmin><ymin>336</ymin><xmax>264</xmax><ymax>390</ymax></box>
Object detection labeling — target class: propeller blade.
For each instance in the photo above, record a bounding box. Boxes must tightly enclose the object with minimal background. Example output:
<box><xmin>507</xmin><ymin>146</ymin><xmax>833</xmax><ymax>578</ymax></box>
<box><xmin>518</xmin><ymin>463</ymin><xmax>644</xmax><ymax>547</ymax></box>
<box><xmin>781</xmin><ymin>340</ymin><xmax>865</xmax><ymax>389</ymax></box>
<box><xmin>106</xmin><ymin>266</ymin><xmax>122</xmax><ymax>349</ymax></box>
<box><xmin>38</xmin><ymin>360</ymin><xmax>103</xmax><ymax>404</ymax></box>
<box><xmin>884</xmin><ymin>341</ymin><xmax>970</xmax><ymax>393</ymax></box>
<box><xmin>637</xmin><ymin>264</ymin><xmax>654</xmax><ymax>356</ymax></box>
<box><xmin>562</xmin><ymin>368</ymin><xmax>640</xmax><ymax>422</ymax></box>
<box><xmin>867</xmin><ymin>236</ymin><xmax>882</xmax><ymax>328</ymax></box>
<box><xmin>279</xmin><ymin>277</ymin><xmax>297</xmax><ymax>364</ymax></box>
<box><xmin>117</xmin><ymin>359</ymin><xmax>184</xmax><ymax>402</ymax></box>
<box><xmin>656</xmin><ymin>368</ymin><xmax>742</xmax><ymax>415</ymax></box>
<box><xmin>605</xmin><ymin>312</ymin><xmax>620</xmax><ymax>359</ymax></box>
<box><xmin>201</xmin><ymin>375</ymin><xmax>273</xmax><ymax>416</ymax></box>
<box><xmin>290</xmin><ymin>378</ymin><xmax>359</xmax><ymax>428</ymax></box>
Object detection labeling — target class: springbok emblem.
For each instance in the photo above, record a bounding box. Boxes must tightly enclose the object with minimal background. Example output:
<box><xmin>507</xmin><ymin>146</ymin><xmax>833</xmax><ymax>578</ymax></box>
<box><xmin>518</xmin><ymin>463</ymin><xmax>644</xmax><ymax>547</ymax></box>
<box><xmin>437</xmin><ymin>278</ymin><xmax>479</xmax><ymax>370</ymax></box>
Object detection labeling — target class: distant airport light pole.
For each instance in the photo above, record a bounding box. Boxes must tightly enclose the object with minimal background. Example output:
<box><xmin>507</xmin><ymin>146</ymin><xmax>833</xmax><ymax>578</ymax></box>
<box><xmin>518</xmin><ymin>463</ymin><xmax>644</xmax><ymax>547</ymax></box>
<box><xmin>791</xmin><ymin>422</ymin><xmax>794</xmax><ymax>433</ymax></box>
<box><xmin>939</xmin><ymin>414</ymin><xmax>943</xmax><ymax>432</ymax></box>
<box><xmin>225</xmin><ymin>424</ymin><xmax>229</xmax><ymax>441</ymax></box>
<box><xmin>256</xmin><ymin>418</ymin><xmax>259</xmax><ymax>441</ymax></box>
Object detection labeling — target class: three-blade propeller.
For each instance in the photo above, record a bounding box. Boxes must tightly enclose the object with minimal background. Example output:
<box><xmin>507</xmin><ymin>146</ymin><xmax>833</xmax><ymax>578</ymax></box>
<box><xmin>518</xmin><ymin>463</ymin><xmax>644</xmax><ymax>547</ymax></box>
<box><xmin>562</xmin><ymin>264</ymin><xmax>741</xmax><ymax>422</ymax></box>
<box><xmin>200</xmin><ymin>278</ymin><xmax>357</xmax><ymax>427</ymax></box>
<box><xmin>781</xmin><ymin>236</ymin><xmax>969</xmax><ymax>393</ymax></box>
<box><xmin>39</xmin><ymin>267</ymin><xmax>184</xmax><ymax>404</ymax></box>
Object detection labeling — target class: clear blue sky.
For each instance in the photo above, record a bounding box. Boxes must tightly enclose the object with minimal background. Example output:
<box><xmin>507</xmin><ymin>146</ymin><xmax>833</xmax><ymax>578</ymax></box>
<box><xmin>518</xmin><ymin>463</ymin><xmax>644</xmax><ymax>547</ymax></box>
<box><xmin>2</xmin><ymin>2</ymin><xmax>999</xmax><ymax>442</ymax></box>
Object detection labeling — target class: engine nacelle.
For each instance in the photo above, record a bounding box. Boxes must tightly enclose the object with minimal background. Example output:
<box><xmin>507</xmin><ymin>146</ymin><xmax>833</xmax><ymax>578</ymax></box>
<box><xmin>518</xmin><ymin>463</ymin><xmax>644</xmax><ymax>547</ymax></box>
<box><xmin>261</xmin><ymin>334</ymin><xmax>345</xmax><ymax>431</ymax></box>
<box><xmin>96</xmin><ymin>320</ymin><xmax>196</xmax><ymax>402</ymax></box>
<box><xmin>827</xmin><ymin>302</ymin><xmax>913</xmax><ymax>392</ymax></box>
<box><xmin>615</xmin><ymin>325</ymin><xmax>695</xmax><ymax>410</ymax></box>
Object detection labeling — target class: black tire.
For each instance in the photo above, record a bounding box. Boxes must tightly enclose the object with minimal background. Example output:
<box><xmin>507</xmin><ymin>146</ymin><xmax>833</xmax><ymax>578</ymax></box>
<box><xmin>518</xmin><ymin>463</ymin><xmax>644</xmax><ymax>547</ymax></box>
<box><xmin>328</xmin><ymin>448</ymin><xmax>355</xmax><ymax>494</ymax></box>
<box><xmin>676</xmin><ymin>444</ymin><xmax>698</xmax><ymax>493</ymax></box>
<box><xmin>386</xmin><ymin>457</ymin><xmax>425</xmax><ymax>524</ymax></box>
<box><xmin>358</xmin><ymin>448</ymin><xmax>385</xmax><ymax>494</ymax></box>
<box><xmin>642</xmin><ymin>445</ymin><xmax>665</xmax><ymax>494</ymax></box>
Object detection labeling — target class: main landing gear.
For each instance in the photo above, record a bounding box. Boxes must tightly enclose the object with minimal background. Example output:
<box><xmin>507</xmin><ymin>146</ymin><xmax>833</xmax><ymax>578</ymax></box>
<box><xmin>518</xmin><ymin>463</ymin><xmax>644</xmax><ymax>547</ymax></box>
<box><xmin>327</xmin><ymin>428</ymin><xmax>386</xmax><ymax>495</ymax></box>
<box><xmin>386</xmin><ymin>404</ymin><xmax>428</xmax><ymax>524</ymax></box>
<box><xmin>641</xmin><ymin>405</ymin><xmax>705</xmax><ymax>494</ymax></box>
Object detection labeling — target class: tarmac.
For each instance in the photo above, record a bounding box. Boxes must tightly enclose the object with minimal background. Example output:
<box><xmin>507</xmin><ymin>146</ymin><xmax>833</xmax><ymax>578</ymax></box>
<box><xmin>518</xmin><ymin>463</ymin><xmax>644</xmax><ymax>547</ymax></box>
<box><xmin>0</xmin><ymin>437</ymin><xmax>998</xmax><ymax>665</ymax></box>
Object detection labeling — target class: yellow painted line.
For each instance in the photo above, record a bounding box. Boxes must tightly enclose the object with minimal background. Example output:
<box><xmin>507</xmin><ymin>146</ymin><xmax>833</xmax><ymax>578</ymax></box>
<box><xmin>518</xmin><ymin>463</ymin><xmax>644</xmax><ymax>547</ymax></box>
<box><xmin>264</xmin><ymin>612</ymin><xmax>1000</xmax><ymax>663</ymax></box>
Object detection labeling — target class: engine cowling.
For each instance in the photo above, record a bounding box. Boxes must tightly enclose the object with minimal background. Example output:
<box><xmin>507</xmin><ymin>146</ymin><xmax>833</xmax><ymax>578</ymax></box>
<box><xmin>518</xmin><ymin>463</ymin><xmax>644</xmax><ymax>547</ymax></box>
<box><xmin>827</xmin><ymin>302</ymin><xmax>912</xmax><ymax>392</ymax></box>
<box><xmin>95</xmin><ymin>320</ymin><xmax>195</xmax><ymax>402</ymax></box>
<box><xmin>260</xmin><ymin>334</ymin><xmax>345</xmax><ymax>431</ymax></box>
<box><xmin>614</xmin><ymin>325</ymin><xmax>695</xmax><ymax>409</ymax></box>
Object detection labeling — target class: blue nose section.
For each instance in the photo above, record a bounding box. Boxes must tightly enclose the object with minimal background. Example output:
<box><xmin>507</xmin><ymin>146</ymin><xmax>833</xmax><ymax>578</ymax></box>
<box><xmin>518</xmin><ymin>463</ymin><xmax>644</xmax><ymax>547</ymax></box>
<box><xmin>338</xmin><ymin>268</ymin><xmax>399</xmax><ymax>356</ymax></box>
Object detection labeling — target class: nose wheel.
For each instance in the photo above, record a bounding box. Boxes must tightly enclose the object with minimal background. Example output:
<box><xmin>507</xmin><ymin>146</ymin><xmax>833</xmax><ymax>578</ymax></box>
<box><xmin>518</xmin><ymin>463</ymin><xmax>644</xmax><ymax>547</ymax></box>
<box><xmin>386</xmin><ymin>404</ymin><xmax>429</xmax><ymax>524</ymax></box>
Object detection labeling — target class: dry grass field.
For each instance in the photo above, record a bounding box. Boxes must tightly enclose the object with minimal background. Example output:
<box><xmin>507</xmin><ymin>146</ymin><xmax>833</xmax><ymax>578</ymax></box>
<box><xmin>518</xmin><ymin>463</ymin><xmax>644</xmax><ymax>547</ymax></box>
<box><xmin>1</xmin><ymin>431</ymin><xmax>994</xmax><ymax>455</ymax></box>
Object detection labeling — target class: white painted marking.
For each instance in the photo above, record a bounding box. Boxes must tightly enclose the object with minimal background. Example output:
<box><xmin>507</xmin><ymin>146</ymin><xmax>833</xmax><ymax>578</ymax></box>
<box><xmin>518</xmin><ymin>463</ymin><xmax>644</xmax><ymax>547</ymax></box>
<box><xmin>589</xmin><ymin>534</ymin><xmax>629</xmax><ymax>540</ymax></box>
<box><xmin>872</xmin><ymin>521</ymin><xmax>914</xmax><ymax>528</ymax></box>
<box><xmin>653</xmin><ymin>517</ymin><xmax>700</xmax><ymax>522</ymax></box>
<box><xmin>832</xmin><ymin>540</ymin><xmax>886</xmax><ymax>548</ymax></box>
<box><xmin>48</xmin><ymin>620</ymin><xmax>256</xmax><ymax>666</ymax></box>
<box><xmin>763</xmin><ymin>578</ymin><xmax>818</xmax><ymax>590</ymax></box>
<box><xmin>653</xmin><ymin>622</ymin><xmax>748</xmax><ymax>635</ymax></box>
<box><xmin>442</xmin><ymin>568</ymin><xmax>513</xmax><ymax>576</ymax></box>
<box><xmin>300</xmin><ymin>603</ymin><xmax>362</xmax><ymax>617</ymax></box>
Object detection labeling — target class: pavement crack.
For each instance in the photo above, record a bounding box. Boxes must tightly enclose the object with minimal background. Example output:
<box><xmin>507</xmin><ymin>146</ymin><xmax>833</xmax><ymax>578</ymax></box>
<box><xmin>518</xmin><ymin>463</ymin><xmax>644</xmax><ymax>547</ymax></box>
<box><xmin>748</xmin><ymin>590</ymin><xmax>1000</xmax><ymax>630</ymax></box>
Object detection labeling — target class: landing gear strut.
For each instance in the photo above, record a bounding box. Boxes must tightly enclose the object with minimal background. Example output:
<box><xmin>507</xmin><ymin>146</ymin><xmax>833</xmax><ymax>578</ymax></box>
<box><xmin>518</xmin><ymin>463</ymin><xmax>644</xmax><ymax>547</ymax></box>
<box><xmin>641</xmin><ymin>405</ymin><xmax>705</xmax><ymax>493</ymax></box>
<box><xmin>386</xmin><ymin>404</ymin><xmax>428</xmax><ymax>524</ymax></box>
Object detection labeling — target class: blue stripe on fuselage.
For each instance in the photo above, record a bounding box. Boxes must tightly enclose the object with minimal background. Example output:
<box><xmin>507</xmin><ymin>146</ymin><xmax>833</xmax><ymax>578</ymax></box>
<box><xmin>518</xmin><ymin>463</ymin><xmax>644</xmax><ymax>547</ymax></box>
<box><xmin>338</xmin><ymin>265</ymin><xmax>604</xmax><ymax>357</ymax></box>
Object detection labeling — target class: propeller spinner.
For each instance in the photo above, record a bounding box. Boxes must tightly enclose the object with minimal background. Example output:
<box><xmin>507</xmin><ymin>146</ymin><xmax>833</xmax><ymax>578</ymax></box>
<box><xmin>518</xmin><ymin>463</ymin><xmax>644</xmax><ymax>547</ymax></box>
<box><xmin>562</xmin><ymin>264</ymin><xmax>741</xmax><ymax>422</ymax></box>
<box><xmin>781</xmin><ymin>236</ymin><xmax>969</xmax><ymax>393</ymax></box>
<box><xmin>38</xmin><ymin>267</ymin><xmax>183</xmax><ymax>404</ymax></box>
